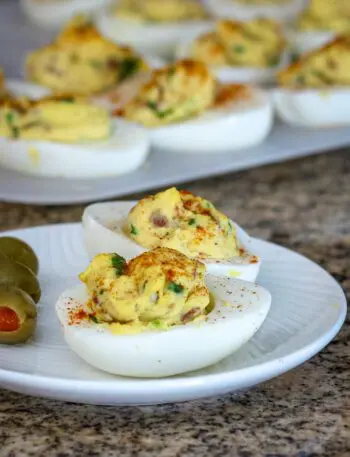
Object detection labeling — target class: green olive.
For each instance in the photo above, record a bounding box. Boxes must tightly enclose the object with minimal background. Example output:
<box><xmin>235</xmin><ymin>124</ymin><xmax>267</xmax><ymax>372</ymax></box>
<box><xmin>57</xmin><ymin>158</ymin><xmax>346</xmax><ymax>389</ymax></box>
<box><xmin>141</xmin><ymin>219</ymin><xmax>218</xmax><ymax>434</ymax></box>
<box><xmin>0</xmin><ymin>257</ymin><xmax>41</xmax><ymax>303</ymax></box>
<box><xmin>0</xmin><ymin>237</ymin><xmax>39</xmax><ymax>275</ymax></box>
<box><xmin>0</xmin><ymin>285</ymin><xmax>37</xmax><ymax>344</ymax></box>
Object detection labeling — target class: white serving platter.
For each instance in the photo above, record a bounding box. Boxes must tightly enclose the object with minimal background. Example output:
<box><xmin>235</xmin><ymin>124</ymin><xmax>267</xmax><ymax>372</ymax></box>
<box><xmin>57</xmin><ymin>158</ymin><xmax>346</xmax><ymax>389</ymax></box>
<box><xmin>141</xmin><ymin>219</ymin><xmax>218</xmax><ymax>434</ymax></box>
<box><xmin>0</xmin><ymin>223</ymin><xmax>346</xmax><ymax>405</ymax></box>
<box><xmin>0</xmin><ymin>123</ymin><xmax>350</xmax><ymax>205</ymax></box>
<box><xmin>0</xmin><ymin>0</ymin><xmax>350</xmax><ymax>205</ymax></box>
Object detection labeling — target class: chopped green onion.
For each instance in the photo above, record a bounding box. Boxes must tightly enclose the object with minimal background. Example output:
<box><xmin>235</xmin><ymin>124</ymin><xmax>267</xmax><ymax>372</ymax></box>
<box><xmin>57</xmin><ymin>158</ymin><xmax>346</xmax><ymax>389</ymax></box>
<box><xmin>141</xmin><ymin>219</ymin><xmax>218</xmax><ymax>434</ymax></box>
<box><xmin>151</xmin><ymin>319</ymin><xmax>162</xmax><ymax>328</ymax></box>
<box><xmin>89</xmin><ymin>60</ymin><xmax>103</xmax><ymax>69</ymax></box>
<box><xmin>119</xmin><ymin>57</ymin><xmax>140</xmax><ymax>81</ymax></box>
<box><xmin>268</xmin><ymin>55</ymin><xmax>279</xmax><ymax>67</ymax></box>
<box><xmin>111</xmin><ymin>253</ymin><xmax>126</xmax><ymax>275</ymax></box>
<box><xmin>233</xmin><ymin>45</ymin><xmax>245</xmax><ymax>54</ymax></box>
<box><xmin>147</xmin><ymin>101</ymin><xmax>173</xmax><ymax>119</ymax></box>
<box><xmin>130</xmin><ymin>224</ymin><xmax>138</xmax><ymax>236</ymax></box>
<box><xmin>188</xmin><ymin>218</ymin><xmax>196</xmax><ymax>226</ymax></box>
<box><xmin>168</xmin><ymin>282</ymin><xmax>184</xmax><ymax>294</ymax></box>
<box><xmin>89</xmin><ymin>315</ymin><xmax>99</xmax><ymax>324</ymax></box>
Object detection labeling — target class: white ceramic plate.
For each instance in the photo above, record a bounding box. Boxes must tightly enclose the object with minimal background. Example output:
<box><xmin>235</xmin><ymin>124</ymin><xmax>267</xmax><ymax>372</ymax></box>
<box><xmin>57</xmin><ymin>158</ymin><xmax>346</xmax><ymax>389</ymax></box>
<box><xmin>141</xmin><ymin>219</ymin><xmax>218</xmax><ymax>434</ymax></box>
<box><xmin>0</xmin><ymin>223</ymin><xmax>346</xmax><ymax>405</ymax></box>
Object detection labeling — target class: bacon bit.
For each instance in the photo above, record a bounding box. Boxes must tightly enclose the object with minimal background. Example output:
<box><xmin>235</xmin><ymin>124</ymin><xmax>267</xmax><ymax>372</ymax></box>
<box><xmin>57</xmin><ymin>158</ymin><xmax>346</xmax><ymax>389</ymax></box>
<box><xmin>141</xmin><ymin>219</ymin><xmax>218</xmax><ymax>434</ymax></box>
<box><xmin>181</xmin><ymin>307</ymin><xmax>201</xmax><ymax>324</ymax></box>
<box><xmin>179</xmin><ymin>190</ymin><xmax>194</xmax><ymax>196</ymax></box>
<box><xmin>0</xmin><ymin>307</ymin><xmax>20</xmax><ymax>332</ymax></box>
<box><xmin>250</xmin><ymin>256</ymin><xmax>259</xmax><ymax>264</ymax></box>
<box><xmin>107</xmin><ymin>58</ymin><xmax>119</xmax><ymax>70</ymax></box>
<box><xmin>151</xmin><ymin>210</ymin><xmax>169</xmax><ymax>228</ymax></box>
<box><xmin>239</xmin><ymin>248</ymin><xmax>245</xmax><ymax>255</ymax></box>
<box><xmin>92</xmin><ymin>294</ymin><xmax>99</xmax><ymax>305</ymax></box>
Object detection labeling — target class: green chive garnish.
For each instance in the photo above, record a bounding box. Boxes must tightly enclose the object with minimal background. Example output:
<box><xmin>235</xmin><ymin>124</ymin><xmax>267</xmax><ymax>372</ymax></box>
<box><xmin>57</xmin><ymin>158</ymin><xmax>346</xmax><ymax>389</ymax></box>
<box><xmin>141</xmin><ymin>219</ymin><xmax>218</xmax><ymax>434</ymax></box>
<box><xmin>168</xmin><ymin>282</ymin><xmax>184</xmax><ymax>294</ymax></box>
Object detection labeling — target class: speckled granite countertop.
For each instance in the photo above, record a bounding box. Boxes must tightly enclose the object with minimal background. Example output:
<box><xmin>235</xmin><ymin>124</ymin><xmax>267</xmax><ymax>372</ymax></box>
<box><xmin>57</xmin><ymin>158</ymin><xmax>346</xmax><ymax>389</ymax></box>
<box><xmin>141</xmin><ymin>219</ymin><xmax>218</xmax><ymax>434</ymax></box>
<box><xmin>0</xmin><ymin>150</ymin><xmax>349</xmax><ymax>457</ymax></box>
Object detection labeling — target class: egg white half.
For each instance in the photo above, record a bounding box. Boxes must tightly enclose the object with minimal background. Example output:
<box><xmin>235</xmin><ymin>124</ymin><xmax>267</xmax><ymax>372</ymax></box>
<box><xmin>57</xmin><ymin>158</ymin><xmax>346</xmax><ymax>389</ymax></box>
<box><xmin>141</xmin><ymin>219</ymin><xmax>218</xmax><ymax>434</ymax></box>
<box><xmin>176</xmin><ymin>36</ymin><xmax>290</xmax><ymax>85</ymax></box>
<box><xmin>96</xmin><ymin>7</ymin><xmax>213</xmax><ymax>59</ymax></box>
<box><xmin>0</xmin><ymin>80</ymin><xmax>150</xmax><ymax>178</ymax></box>
<box><xmin>82</xmin><ymin>201</ymin><xmax>261</xmax><ymax>282</ymax></box>
<box><xmin>273</xmin><ymin>88</ymin><xmax>350</xmax><ymax>128</ymax></box>
<box><xmin>287</xmin><ymin>30</ymin><xmax>336</xmax><ymax>55</ymax></box>
<box><xmin>143</xmin><ymin>87</ymin><xmax>273</xmax><ymax>153</ymax></box>
<box><xmin>0</xmin><ymin>120</ymin><xmax>150</xmax><ymax>178</ymax></box>
<box><xmin>204</xmin><ymin>0</ymin><xmax>307</xmax><ymax>22</ymax></box>
<box><xmin>56</xmin><ymin>276</ymin><xmax>271</xmax><ymax>378</ymax></box>
<box><xmin>20</xmin><ymin>0</ymin><xmax>113</xmax><ymax>29</ymax></box>
<box><xmin>6</xmin><ymin>79</ymin><xmax>51</xmax><ymax>99</ymax></box>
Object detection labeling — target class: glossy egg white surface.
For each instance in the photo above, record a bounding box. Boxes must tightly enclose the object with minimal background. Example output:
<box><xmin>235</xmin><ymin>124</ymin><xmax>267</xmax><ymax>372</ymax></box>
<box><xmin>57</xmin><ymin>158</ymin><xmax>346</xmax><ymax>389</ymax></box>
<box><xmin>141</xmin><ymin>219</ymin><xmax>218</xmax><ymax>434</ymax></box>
<box><xmin>20</xmin><ymin>0</ymin><xmax>113</xmax><ymax>29</ymax></box>
<box><xmin>145</xmin><ymin>87</ymin><xmax>273</xmax><ymax>153</ymax></box>
<box><xmin>0</xmin><ymin>121</ymin><xmax>150</xmax><ymax>178</ymax></box>
<box><xmin>288</xmin><ymin>30</ymin><xmax>336</xmax><ymax>55</ymax></box>
<box><xmin>204</xmin><ymin>0</ymin><xmax>307</xmax><ymax>22</ymax></box>
<box><xmin>0</xmin><ymin>80</ymin><xmax>150</xmax><ymax>178</ymax></box>
<box><xmin>97</xmin><ymin>8</ymin><xmax>213</xmax><ymax>59</ymax></box>
<box><xmin>273</xmin><ymin>88</ymin><xmax>350</xmax><ymax>128</ymax></box>
<box><xmin>56</xmin><ymin>276</ymin><xmax>271</xmax><ymax>378</ymax></box>
<box><xmin>176</xmin><ymin>37</ymin><xmax>290</xmax><ymax>85</ymax></box>
<box><xmin>82</xmin><ymin>201</ymin><xmax>261</xmax><ymax>282</ymax></box>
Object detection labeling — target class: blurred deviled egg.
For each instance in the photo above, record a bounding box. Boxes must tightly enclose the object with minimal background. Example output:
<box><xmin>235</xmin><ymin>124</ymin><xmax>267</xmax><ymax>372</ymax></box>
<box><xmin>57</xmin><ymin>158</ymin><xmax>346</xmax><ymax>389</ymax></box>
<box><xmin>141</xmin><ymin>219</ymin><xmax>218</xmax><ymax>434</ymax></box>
<box><xmin>83</xmin><ymin>187</ymin><xmax>262</xmax><ymax>281</ymax></box>
<box><xmin>289</xmin><ymin>0</ymin><xmax>350</xmax><ymax>55</ymax></box>
<box><xmin>204</xmin><ymin>0</ymin><xmax>306</xmax><ymax>23</ymax></box>
<box><xmin>21</xmin><ymin>0</ymin><xmax>113</xmax><ymax>29</ymax></box>
<box><xmin>274</xmin><ymin>36</ymin><xmax>350</xmax><ymax>128</ymax></box>
<box><xmin>176</xmin><ymin>18</ymin><xmax>288</xmax><ymax>84</ymax></box>
<box><xmin>114</xmin><ymin>59</ymin><xmax>273</xmax><ymax>153</ymax></box>
<box><xmin>25</xmin><ymin>16</ymin><xmax>151</xmax><ymax>96</ymax></box>
<box><xmin>56</xmin><ymin>247</ymin><xmax>271</xmax><ymax>377</ymax></box>
<box><xmin>0</xmin><ymin>75</ymin><xmax>149</xmax><ymax>178</ymax></box>
<box><xmin>97</xmin><ymin>0</ymin><xmax>213</xmax><ymax>59</ymax></box>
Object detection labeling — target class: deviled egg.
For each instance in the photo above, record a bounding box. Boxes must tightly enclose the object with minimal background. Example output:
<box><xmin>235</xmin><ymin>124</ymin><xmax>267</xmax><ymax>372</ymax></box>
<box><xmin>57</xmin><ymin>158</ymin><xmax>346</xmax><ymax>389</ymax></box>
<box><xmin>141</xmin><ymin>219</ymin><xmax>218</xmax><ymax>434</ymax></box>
<box><xmin>0</xmin><ymin>76</ymin><xmax>149</xmax><ymax>178</ymax></box>
<box><xmin>83</xmin><ymin>187</ymin><xmax>261</xmax><ymax>281</ymax></box>
<box><xmin>114</xmin><ymin>59</ymin><xmax>273</xmax><ymax>154</ymax></box>
<box><xmin>20</xmin><ymin>0</ymin><xmax>113</xmax><ymax>29</ymax></box>
<box><xmin>204</xmin><ymin>0</ymin><xmax>306</xmax><ymax>23</ymax></box>
<box><xmin>56</xmin><ymin>247</ymin><xmax>271</xmax><ymax>377</ymax></box>
<box><xmin>97</xmin><ymin>0</ymin><xmax>213</xmax><ymax>59</ymax></box>
<box><xmin>274</xmin><ymin>36</ymin><xmax>350</xmax><ymax>128</ymax></box>
<box><xmin>289</xmin><ymin>0</ymin><xmax>350</xmax><ymax>55</ymax></box>
<box><xmin>176</xmin><ymin>18</ymin><xmax>288</xmax><ymax>84</ymax></box>
<box><xmin>26</xmin><ymin>16</ymin><xmax>150</xmax><ymax>96</ymax></box>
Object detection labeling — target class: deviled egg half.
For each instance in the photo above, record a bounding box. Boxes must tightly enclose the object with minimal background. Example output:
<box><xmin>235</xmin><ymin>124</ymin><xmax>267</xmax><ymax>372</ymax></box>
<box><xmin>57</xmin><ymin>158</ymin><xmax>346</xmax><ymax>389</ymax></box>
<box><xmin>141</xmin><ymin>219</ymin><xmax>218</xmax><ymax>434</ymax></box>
<box><xmin>97</xmin><ymin>0</ymin><xmax>213</xmax><ymax>59</ymax></box>
<box><xmin>289</xmin><ymin>0</ymin><xmax>349</xmax><ymax>55</ymax></box>
<box><xmin>176</xmin><ymin>18</ymin><xmax>289</xmax><ymax>84</ymax></box>
<box><xmin>204</xmin><ymin>0</ymin><xmax>306</xmax><ymax>23</ymax></box>
<box><xmin>0</xmin><ymin>75</ymin><xmax>149</xmax><ymax>178</ymax></box>
<box><xmin>274</xmin><ymin>36</ymin><xmax>350</xmax><ymax>128</ymax></box>
<box><xmin>25</xmin><ymin>16</ymin><xmax>152</xmax><ymax>96</ymax></box>
<box><xmin>20</xmin><ymin>0</ymin><xmax>113</xmax><ymax>29</ymax></box>
<box><xmin>83</xmin><ymin>187</ymin><xmax>262</xmax><ymax>281</ymax></box>
<box><xmin>56</xmin><ymin>247</ymin><xmax>271</xmax><ymax>377</ymax></box>
<box><xmin>113</xmin><ymin>59</ymin><xmax>273</xmax><ymax>154</ymax></box>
